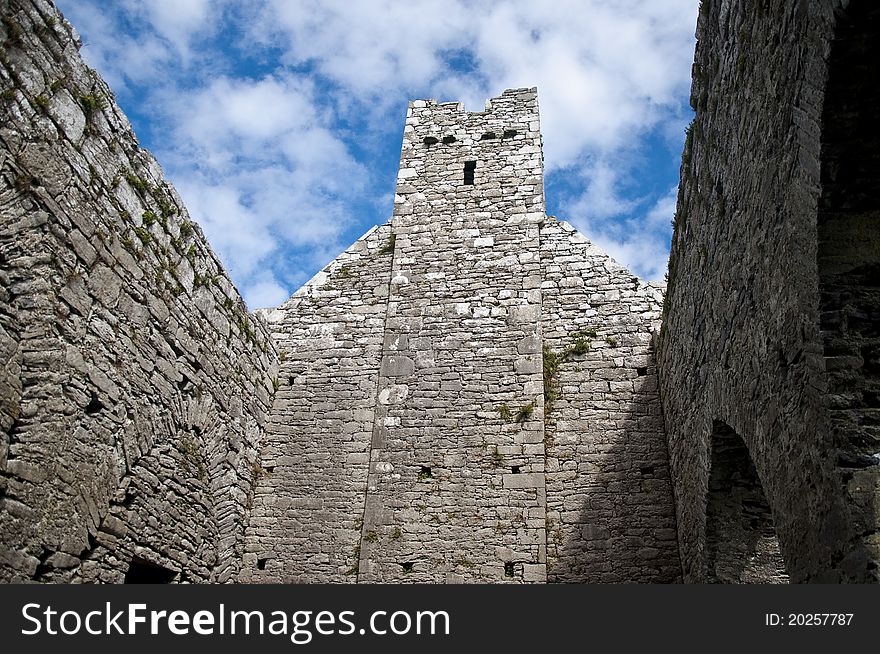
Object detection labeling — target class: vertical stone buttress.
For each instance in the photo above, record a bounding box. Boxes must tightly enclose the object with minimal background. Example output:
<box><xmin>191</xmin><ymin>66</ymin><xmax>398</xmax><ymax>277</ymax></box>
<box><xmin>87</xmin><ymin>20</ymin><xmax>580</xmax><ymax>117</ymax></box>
<box><xmin>358</xmin><ymin>89</ymin><xmax>548</xmax><ymax>582</ymax></box>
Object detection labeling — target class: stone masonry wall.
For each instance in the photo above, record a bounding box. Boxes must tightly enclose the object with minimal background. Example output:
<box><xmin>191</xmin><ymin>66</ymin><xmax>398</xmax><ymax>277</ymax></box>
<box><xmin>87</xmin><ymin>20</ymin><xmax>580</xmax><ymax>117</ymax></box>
<box><xmin>816</xmin><ymin>0</ymin><xmax>880</xmax><ymax>579</ymax></box>
<box><xmin>241</xmin><ymin>224</ymin><xmax>393</xmax><ymax>582</ymax></box>
<box><xmin>658</xmin><ymin>0</ymin><xmax>876</xmax><ymax>583</ymax></box>
<box><xmin>6</xmin><ymin>0</ymin><xmax>877</xmax><ymax>586</ymax></box>
<box><xmin>360</xmin><ymin>90</ymin><xmax>547</xmax><ymax>583</ymax></box>
<box><xmin>0</xmin><ymin>0</ymin><xmax>276</xmax><ymax>582</ymax></box>
<box><xmin>1</xmin><ymin>0</ymin><xmax>682</xmax><ymax>584</ymax></box>
<box><xmin>245</xmin><ymin>89</ymin><xmax>680</xmax><ymax>583</ymax></box>
<box><xmin>540</xmin><ymin>219</ymin><xmax>680</xmax><ymax>582</ymax></box>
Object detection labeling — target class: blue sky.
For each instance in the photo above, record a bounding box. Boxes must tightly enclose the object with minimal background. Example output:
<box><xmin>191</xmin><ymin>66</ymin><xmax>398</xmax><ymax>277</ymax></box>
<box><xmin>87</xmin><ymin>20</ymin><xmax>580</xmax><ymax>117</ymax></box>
<box><xmin>55</xmin><ymin>0</ymin><xmax>698</xmax><ymax>309</ymax></box>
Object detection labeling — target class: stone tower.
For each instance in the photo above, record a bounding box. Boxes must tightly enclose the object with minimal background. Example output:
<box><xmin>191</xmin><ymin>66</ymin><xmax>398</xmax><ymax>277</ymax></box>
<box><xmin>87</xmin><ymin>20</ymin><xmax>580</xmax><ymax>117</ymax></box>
<box><xmin>242</xmin><ymin>89</ymin><xmax>681</xmax><ymax>583</ymax></box>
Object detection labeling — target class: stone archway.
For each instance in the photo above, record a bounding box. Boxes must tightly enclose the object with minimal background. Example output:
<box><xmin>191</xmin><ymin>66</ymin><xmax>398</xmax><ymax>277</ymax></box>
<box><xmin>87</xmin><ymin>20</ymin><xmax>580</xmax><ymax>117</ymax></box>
<box><xmin>704</xmin><ymin>421</ymin><xmax>788</xmax><ymax>583</ymax></box>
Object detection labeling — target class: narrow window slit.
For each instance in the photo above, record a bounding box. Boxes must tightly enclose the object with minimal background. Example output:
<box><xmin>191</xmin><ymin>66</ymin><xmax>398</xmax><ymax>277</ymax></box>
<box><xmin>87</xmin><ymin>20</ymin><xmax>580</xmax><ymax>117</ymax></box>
<box><xmin>464</xmin><ymin>161</ymin><xmax>476</xmax><ymax>185</ymax></box>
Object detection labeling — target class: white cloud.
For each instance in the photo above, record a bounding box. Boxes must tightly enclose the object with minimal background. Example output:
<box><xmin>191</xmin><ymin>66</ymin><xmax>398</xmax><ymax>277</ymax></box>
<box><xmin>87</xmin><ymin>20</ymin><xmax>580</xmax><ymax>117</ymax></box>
<box><xmin>149</xmin><ymin>72</ymin><xmax>366</xmax><ymax>306</ymax></box>
<box><xmin>567</xmin><ymin>160</ymin><xmax>643</xmax><ymax>221</ymax></box>
<box><xmin>594</xmin><ymin>232</ymin><xmax>672</xmax><ymax>282</ymax></box>
<box><xmin>177</xmin><ymin>76</ymin><xmax>316</xmax><ymax>144</ymax></box>
<box><xmin>64</xmin><ymin>3</ymin><xmax>218</xmax><ymax>88</ymax></box>
<box><xmin>257</xmin><ymin>0</ymin><xmax>696</xmax><ymax>167</ymax></box>
<box><xmin>173</xmin><ymin>180</ymin><xmax>274</xmax><ymax>280</ymax></box>
<box><xmin>259</xmin><ymin>1</ymin><xmax>472</xmax><ymax>95</ymax></box>
<box><xmin>58</xmin><ymin>0</ymin><xmax>698</xmax><ymax>305</ymax></box>
<box><xmin>137</xmin><ymin>0</ymin><xmax>213</xmax><ymax>59</ymax></box>
<box><xmin>242</xmin><ymin>274</ymin><xmax>291</xmax><ymax>310</ymax></box>
<box><xmin>568</xmin><ymin>186</ymin><xmax>678</xmax><ymax>282</ymax></box>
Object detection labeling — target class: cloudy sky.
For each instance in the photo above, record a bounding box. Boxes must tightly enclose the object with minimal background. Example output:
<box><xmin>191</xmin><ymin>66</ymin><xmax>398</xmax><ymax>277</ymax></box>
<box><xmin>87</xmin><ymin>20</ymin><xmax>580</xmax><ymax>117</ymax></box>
<box><xmin>56</xmin><ymin>0</ymin><xmax>698</xmax><ymax>309</ymax></box>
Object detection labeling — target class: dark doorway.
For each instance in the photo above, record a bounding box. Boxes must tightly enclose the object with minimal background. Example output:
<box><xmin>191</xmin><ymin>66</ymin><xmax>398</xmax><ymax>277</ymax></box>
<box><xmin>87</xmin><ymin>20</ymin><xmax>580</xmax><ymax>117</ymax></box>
<box><xmin>124</xmin><ymin>557</ymin><xmax>178</xmax><ymax>583</ymax></box>
<box><xmin>704</xmin><ymin>421</ymin><xmax>788</xmax><ymax>583</ymax></box>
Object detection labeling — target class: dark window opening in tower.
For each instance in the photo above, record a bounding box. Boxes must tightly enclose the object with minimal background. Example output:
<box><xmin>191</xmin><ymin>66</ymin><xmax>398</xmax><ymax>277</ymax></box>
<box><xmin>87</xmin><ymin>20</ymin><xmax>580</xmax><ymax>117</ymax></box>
<box><xmin>817</xmin><ymin>1</ymin><xmax>880</xmax><ymax>529</ymax></box>
<box><xmin>704</xmin><ymin>421</ymin><xmax>788</xmax><ymax>583</ymax></box>
<box><xmin>464</xmin><ymin>160</ymin><xmax>476</xmax><ymax>185</ymax></box>
<box><xmin>124</xmin><ymin>557</ymin><xmax>177</xmax><ymax>583</ymax></box>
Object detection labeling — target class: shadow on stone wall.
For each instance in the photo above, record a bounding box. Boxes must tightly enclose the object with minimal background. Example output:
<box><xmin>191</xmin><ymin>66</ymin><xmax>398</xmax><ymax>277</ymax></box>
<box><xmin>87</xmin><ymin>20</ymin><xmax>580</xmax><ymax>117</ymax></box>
<box><xmin>549</xmin><ymin>341</ymin><xmax>681</xmax><ymax>583</ymax></box>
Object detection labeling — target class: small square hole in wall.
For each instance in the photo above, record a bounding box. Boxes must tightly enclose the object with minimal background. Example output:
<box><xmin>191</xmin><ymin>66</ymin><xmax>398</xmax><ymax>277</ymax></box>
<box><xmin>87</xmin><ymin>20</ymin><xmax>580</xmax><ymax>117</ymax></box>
<box><xmin>257</xmin><ymin>558</ymin><xmax>269</xmax><ymax>570</ymax></box>
<box><xmin>637</xmin><ymin>366</ymin><xmax>648</xmax><ymax>376</ymax></box>
<box><xmin>442</xmin><ymin>135</ymin><xmax>457</xmax><ymax>144</ymax></box>
<box><xmin>423</xmin><ymin>136</ymin><xmax>439</xmax><ymax>145</ymax></box>
<box><xmin>640</xmin><ymin>466</ymin><xmax>654</xmax><ymax>476</ymax></box>
<box><xmin>511</xmin><ymin>465</ymin><xmax>521</xmax><ymax>474</ymax></box>
<box><xmin>463</xmin><ymin>161</ymin><xmax>476</xmax><ymax>185</ymax></box>
<box><xmin>504</xmin><ymin>562</ymin><xmax>515</xmax><ymax>578</ymax></box>
<box><xmin>401</xmin><ymin>562</ymin><xmax>415</xmax><ymax>572</ymax></box>
<box><xmin>85</xmin><ymin>394</ymin><xmax>104</xmax><ymax>415</ymax></box>
<box><xmin>418</xmin><ymin>466</ymin><xmax>432</xmax><ymax>480</ymax></box>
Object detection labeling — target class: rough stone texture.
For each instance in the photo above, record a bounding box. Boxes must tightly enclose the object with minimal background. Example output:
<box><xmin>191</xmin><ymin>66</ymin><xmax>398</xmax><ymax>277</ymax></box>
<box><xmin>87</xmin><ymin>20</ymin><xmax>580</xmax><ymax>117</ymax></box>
<box><xmin>0</xmin><ymin>0</ymin><xmax>276</xmax><ymax>582</ymax></box>
<box><xmin>359</xmin><ymin>91</ymin><xmax>549</xmax><ymax>584</ymax></box>
<box><xmin>658</xmin><ymin>0</ymin><xmax>878</xmax><ymax>583</ymax></box>
<box><xmin>816</xmin><ymin>0</ymin><xmax>880</xmax><ymax>579</ymax></box>
<box><xmin>11</xmin><ymin>0</ymin><xmax>879</xmax><ymax>586</ymax></box>
<box><xmin>241</xmin><ymin>224</ymin><xmax>393</xmax><ymax>582</ymax></box>
<box><xmin>540</xmin><ymin>220</ymin><xmax>680</xmax><ymax>582</ymax></box>
<box><xmin>239</xmin><ymin>90</ymin><xmax>680</xmax><ymax>583</ymax></box>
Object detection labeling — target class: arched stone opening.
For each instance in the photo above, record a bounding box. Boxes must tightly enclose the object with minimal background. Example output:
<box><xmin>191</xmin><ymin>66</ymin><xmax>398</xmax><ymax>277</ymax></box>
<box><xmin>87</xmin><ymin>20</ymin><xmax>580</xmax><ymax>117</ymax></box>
<box><xmin>704</xmin><ymin>421</ymin><xmax>788</xmax><ymax>583</ymax></box>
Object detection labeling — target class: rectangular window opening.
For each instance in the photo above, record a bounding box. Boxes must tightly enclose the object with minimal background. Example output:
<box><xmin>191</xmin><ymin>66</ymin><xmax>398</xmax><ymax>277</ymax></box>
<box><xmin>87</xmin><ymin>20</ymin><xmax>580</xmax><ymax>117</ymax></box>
<box><xmin>464</xmin><ymin>160</ymin><xmax>476</xmax><ymax>185</ymax></box>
